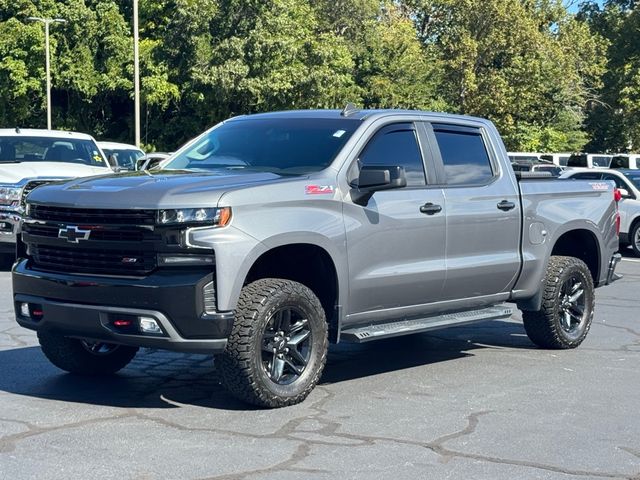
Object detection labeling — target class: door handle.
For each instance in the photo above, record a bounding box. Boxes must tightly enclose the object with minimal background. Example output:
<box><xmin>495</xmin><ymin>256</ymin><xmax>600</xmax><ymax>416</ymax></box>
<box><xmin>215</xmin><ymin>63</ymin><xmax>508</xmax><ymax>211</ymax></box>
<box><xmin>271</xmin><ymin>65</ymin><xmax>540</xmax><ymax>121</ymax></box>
<box><xmin>420</xmin><ymin>202</ymin><xmax>442</xmax><ymax>215</ymax></box>
<box><xmin>497</xmin><ymin>200</ymin><xmax>516</xmax><ymax>211</ymax></box>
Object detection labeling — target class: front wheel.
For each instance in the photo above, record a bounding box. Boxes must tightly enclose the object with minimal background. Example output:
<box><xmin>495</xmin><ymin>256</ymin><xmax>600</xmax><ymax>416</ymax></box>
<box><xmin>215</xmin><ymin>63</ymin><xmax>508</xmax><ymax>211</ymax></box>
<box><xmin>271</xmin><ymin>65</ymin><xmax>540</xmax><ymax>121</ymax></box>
<box><xmin>38</xmin><ymin>331</ymin><xmax>138</xmax><ymax>375</ymax></box>
<box><xmin>522</xmin><ymin>256</ymin><xmax>595</xmax><ymax>349</ymax></box>
<box><xmin>217</xmin><ymin>278</ymin><xmax>329</xmax><ymax>408</ymax></box>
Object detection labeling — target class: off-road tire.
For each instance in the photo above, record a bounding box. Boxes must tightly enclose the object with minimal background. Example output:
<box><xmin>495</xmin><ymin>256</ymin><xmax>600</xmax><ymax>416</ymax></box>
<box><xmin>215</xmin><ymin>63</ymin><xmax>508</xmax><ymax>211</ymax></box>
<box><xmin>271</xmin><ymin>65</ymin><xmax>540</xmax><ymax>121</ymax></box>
<box><xmin>38</xmin><ymin>331</ymin><xmax>138</xmax><ymax>375</ymax></box>
<box><xmin>522</xmin><ymin>256</ymin><xmax>595</xmax><ymax>349</ymax></box>
<box><xmin>217</xmin><ymin>278</ymin><xmax>329</xmax><ymax>408</ymax></box>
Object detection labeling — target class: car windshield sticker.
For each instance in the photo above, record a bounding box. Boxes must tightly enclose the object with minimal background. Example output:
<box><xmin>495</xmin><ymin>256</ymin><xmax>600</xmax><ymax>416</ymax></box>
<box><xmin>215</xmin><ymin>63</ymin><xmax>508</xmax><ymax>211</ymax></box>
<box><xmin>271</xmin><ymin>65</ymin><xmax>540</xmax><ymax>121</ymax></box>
<box><xmin>333</xmin><ymin>130</ymin><xmax>346</xmax><ymax>138</ymax></box>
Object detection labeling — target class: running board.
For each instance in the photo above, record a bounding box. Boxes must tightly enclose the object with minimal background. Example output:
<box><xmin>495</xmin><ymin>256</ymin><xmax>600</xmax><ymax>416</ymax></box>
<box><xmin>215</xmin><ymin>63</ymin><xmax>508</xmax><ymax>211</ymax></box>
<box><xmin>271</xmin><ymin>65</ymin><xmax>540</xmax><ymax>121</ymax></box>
<box><xmin>340</xmin><ymin>305</ymin><xmax>514</xmax><ymax>343</ymax></box>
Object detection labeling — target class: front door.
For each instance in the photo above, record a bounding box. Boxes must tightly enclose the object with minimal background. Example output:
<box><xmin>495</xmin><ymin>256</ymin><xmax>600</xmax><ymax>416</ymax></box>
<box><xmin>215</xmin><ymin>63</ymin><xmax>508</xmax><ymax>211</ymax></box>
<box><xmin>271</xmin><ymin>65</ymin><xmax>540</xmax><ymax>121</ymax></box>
<box><xmin>344</xmin><ymin>122</ymin><xmax>446</xmax><ymax>323</ymax></box>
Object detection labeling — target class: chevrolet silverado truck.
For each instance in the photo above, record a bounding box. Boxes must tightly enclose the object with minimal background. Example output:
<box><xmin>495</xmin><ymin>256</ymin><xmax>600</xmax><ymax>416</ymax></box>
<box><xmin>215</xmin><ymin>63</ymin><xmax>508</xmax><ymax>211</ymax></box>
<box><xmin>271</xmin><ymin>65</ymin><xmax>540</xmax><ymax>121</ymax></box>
<box><xmin>12</xmin><ymin>108</ymin><xmax>621</xmax><ymax>408</ymax></box>
<box><xmin>0</xmin><ymin>128</ymin><xmax>112</xmax><ymax>259</ymax></box>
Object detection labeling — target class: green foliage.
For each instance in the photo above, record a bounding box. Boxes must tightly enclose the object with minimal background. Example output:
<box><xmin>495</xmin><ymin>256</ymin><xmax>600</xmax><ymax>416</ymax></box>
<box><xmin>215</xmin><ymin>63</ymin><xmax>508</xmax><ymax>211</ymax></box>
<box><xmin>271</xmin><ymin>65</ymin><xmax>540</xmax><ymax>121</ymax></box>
<box><xmin>581</xmin><ymin>0</ymin><xmax>640</xmax><ymax>152</ymax></box>
<box><xmin>0</xmin><ymin>0</ymin><xmax>626</xmax><ymax>153</ymax></box>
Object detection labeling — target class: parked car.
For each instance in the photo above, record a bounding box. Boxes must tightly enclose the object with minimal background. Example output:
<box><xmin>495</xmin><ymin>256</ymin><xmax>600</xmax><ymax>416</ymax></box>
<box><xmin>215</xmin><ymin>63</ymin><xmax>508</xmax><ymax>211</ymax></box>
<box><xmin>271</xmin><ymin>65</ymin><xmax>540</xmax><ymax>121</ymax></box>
<box><xmin>561</xmin><ymin>167</ymin><xmax>640</xmax><ymax>255</ymax></box>
<box><xmin>13</xmin><ymin>109</ymin><xmax>620</xmax><ymax>408</ymax></box>
<box><xmin>508</xmin><ymin>152</ymin><xmax>541</xmax><ymax>162</ymax></box>
<box><xmin>609</xmin><ymin>154</ymin><xmax>640</xmax><ymax>170</ymax></box>
<box><xmin>567</xmin><ymin>153</ymin><xmax>613</xmax><ymax>169</ymax></box>
<box><xmin>98</xmin><ymin>141</ymin><xmax>145</xmax><ymax>171</ymax></box>
<box><xmin>511</xmin><ymin>159</ymin><xmax>564</xmax><ymax>177</ymax></box>
<box><xmin>540</xmin><ymin>153</ymin><xmax>571</xmax><ymax>166</ymax></box>
<box><xmin>0</xmin><ymin>128</ymin><xmax>112</xmax><ymax>258</ymax></box>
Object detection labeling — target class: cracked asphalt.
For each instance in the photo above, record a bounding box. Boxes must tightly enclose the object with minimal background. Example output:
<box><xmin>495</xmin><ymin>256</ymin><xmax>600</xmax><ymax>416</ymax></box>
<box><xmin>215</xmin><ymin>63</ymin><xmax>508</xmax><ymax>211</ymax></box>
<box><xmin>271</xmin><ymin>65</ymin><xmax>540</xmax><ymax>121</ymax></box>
<box><xmin>1</xmin><ymin>254</ymin><xmax>639</xmax><ymax>479</ymax></box>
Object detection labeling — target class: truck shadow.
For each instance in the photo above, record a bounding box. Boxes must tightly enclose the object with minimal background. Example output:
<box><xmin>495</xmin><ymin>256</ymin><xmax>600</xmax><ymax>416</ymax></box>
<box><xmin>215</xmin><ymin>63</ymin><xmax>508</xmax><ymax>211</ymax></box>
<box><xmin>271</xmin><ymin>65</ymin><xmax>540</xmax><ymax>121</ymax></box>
<box><xmin>0</xmin><ymin>320</ymin><xmax>532</xmax><ymax>411</ymax></box>
<box><xmin>0</xmin><ymin>254</ymin><xmax>14</xmax><ymax>272</ymax></box>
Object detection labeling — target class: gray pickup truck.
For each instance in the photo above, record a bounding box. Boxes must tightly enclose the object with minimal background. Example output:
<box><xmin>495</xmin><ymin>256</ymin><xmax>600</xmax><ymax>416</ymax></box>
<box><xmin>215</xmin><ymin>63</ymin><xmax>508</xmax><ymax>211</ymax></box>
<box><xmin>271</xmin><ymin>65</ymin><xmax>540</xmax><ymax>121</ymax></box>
<box><xmin>13</xmin><ymin>108</ymin><xmax>621</xmax><ymax>408</ymax></box>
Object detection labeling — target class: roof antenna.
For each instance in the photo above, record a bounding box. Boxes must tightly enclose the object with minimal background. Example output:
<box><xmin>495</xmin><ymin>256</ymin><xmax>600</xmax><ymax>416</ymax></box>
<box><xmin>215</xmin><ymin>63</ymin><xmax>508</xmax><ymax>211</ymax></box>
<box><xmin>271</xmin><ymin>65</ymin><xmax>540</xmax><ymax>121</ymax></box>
<box><xmin>341</xmin><ymin>103</ymin><xmax>359</xmax><ymax>117</ymax></box>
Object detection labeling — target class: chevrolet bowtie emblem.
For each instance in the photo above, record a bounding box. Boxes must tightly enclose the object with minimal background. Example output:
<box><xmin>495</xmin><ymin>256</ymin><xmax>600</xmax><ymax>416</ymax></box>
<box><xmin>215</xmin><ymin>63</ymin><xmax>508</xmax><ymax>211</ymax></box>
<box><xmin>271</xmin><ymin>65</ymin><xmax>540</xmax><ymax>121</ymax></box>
<box><xmin>58</xmin><ymin>225</ymin><xmax>91</xmax><ymax>243</ymax></box>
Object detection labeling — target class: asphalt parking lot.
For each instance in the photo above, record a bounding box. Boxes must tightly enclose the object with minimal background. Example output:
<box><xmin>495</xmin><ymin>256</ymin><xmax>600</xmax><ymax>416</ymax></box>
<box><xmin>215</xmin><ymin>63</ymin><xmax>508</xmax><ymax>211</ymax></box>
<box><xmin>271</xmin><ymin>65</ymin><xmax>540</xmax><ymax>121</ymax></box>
<box><xmin>0</xmin><ymin>254</ymin><xmax>639</xmax><ymax>480</ymax></box>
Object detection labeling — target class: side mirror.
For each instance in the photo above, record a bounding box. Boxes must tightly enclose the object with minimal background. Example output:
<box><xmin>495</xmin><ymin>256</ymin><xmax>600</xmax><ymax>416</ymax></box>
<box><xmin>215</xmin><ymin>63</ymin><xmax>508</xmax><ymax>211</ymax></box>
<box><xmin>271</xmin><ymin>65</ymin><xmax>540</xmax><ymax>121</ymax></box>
<box><xmin>351</xmin><ymin>165</ymin><xmax>407</xmax><ymax>205</ymax></box>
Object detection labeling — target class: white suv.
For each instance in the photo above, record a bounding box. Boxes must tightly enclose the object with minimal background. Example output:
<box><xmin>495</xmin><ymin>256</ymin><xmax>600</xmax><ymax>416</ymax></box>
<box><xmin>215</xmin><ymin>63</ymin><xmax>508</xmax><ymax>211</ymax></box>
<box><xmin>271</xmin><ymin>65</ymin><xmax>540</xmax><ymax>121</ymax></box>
<box><xmin>0</xmin><ymin>128</ymin><xmax>112</xmax><ymax>256</ymax></box>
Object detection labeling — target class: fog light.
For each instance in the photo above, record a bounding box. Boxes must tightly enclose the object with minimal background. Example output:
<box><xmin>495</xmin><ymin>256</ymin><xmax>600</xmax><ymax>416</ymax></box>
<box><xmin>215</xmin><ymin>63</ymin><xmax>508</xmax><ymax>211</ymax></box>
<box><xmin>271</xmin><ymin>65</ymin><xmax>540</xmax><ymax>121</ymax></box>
<box><xmin>139</xmin><ymin>317</ymin><xmax>162</xmax><ymax>334</ymax></box>
<box><xmin>20</xmin><ymin>302</ymin><xmax>30</xmax><ymax>318</ymax></box>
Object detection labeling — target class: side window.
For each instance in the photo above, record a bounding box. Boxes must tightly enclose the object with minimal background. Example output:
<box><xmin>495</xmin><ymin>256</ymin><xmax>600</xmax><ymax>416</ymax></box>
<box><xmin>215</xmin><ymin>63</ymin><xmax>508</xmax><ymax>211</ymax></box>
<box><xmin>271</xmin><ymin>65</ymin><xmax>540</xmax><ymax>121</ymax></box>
<box><xmin>359</xmin><ymin>124</ymin><xmax>426</xmax><ymax>187</ymax></box>
<box><xmin>432</xmin><ymin>125</ymin><xmax>494</xmax><ymax>185</ymax></box>
<box><xmin>572</xmin><ymin>172</ymin><xmax>602</xmax><ymax>180</ymax></box>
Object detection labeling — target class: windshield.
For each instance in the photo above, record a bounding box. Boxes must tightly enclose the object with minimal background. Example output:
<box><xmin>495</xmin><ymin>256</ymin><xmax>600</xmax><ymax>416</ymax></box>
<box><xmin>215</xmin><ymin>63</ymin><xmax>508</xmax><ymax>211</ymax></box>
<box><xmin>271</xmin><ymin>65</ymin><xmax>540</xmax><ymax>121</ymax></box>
<box><xmin>0</xmin><ymin>136</ymin><xmax>107</xmax><ymax>167</ymax></box>
<box><xmin>164</xmin><ymin>118</ymin><xmax>358</xmax><ymax>175</ymax></box>
<box><xmin>623</xmin><ymin>172</ymin><xmax>640</xmax><ymax>190</ymax></box>
<box><xmin>103</xmin><ymin>148</ymin><xmax>144</xmax><ymax>170</ymax></box>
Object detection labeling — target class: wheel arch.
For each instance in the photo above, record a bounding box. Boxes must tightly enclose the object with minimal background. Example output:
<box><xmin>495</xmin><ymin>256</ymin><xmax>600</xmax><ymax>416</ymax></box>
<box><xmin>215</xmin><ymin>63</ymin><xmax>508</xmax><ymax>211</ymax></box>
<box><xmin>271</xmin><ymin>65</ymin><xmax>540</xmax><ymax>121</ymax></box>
<box><xmin>235</xmin><ymin>241</ymin><xmax>342</xmax><ymax>342</ymax></box>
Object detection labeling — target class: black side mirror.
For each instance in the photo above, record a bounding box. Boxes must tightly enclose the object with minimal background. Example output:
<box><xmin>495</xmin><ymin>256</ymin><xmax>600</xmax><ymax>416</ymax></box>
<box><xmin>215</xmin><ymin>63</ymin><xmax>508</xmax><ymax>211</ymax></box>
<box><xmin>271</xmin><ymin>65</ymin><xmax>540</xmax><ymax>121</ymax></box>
<box><xmin>351</xmin><ymin>165</ymin><xmax>407</xmax><ymax>205</ymax></box>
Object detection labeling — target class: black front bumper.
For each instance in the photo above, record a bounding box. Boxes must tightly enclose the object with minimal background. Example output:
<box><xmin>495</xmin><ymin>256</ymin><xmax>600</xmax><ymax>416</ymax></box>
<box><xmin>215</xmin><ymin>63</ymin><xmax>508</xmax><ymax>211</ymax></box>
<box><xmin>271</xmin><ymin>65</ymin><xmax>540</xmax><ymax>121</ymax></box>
<box><xmin>12</xmin><ymin>259</ymin><xmax>233</xmax><ymax>353</ymax></box>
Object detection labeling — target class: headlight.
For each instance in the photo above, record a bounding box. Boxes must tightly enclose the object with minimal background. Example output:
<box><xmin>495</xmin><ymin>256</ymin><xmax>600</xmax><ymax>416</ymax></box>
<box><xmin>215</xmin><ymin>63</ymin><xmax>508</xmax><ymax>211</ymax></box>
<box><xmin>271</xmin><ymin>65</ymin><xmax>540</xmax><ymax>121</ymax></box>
<box><xmin>157</xmin><ymin>207</ymin><xmax>232</xmax><ymax>226</ymax></box>
<box><xmin>0</xmin><ymin>185</ymin><xmax>23</xmax><ymax>209</ymax></box>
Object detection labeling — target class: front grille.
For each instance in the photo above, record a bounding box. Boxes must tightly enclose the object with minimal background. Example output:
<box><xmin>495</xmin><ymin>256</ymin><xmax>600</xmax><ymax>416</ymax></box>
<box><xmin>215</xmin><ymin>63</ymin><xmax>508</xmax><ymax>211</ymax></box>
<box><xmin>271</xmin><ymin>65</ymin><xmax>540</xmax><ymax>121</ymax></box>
<box><xmin>31</xmin><ymin>245</ymin><xmax>156</xmax><ymax>275</ymax></box>
<box><xmin>30</xmin><ymin>205</ymin><xmax>156</xmax><ymax>225</ymax></box>
<box><xmin>22</xmin><ymin>181</ymin><xmax>56</xmax><ymax>206</ymax></box>
<box><xmin>23</xmin><ymin>223</ymin><xmax>147</xmax><ymax>242</ymax></box>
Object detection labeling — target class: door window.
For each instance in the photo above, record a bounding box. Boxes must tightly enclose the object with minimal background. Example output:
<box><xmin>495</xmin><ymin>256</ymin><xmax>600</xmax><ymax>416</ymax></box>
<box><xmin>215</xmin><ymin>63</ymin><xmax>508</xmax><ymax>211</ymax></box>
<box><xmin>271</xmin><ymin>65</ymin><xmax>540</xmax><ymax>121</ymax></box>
<box><xmin>358</xmin><ymin>124</ymin><xmax>426</xmax><ymax>187</ymax></box>
<box><xmin>432</xmin><ymin>125</ymin><xmax>494</xmax><ymax>185</ymax></box>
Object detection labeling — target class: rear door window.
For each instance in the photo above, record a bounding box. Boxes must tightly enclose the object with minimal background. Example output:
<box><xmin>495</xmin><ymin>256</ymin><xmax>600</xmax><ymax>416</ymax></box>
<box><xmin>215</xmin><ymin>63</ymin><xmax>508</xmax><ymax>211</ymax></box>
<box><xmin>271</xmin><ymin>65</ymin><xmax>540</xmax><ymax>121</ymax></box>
<box><xmin>432</xmin><ymin>124</ymin><xmax>494</xmax><ymax>185</ymax></box>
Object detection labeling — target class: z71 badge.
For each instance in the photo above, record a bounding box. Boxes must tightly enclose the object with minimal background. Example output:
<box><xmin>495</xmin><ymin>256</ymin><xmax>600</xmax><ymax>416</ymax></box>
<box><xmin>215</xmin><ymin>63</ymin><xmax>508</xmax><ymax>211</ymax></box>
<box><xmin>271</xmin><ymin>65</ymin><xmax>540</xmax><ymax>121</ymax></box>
<box><xmin>305</xmin><ymin>185</ymin><xmax>335</xmax><ymax>195</ymax></box>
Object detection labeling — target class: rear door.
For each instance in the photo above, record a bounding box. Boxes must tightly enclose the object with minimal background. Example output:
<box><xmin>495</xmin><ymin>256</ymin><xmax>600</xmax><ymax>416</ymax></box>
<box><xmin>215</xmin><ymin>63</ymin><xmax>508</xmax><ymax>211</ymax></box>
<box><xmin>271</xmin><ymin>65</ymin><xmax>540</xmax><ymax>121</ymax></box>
<box><xmin>344</xmin><ymin>122</ymin><xmax>446</xmax><ymax>322</ymax></box>
<box><xmin>428</xmin><ymin>122</ymin><xmax>521</xmax><ymax>301</ymax></box>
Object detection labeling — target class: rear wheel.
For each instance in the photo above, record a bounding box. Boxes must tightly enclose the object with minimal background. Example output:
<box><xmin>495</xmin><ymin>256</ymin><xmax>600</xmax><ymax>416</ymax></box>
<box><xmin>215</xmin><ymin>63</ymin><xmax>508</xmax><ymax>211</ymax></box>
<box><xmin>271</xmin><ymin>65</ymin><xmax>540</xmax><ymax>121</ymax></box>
<box><xmin>38</xmin><ymin>331</ymin><xmax>138</xmax><ymax>375</ymax></box>
<box><xmin>522</xmin><ymin>256</ymin><xmax>594</xmax><ymax>349</ymax></box>
<box><xmin>217</xmin><ymin>278</ymin><xmax>329</xmax><ymax>408</ymax></box>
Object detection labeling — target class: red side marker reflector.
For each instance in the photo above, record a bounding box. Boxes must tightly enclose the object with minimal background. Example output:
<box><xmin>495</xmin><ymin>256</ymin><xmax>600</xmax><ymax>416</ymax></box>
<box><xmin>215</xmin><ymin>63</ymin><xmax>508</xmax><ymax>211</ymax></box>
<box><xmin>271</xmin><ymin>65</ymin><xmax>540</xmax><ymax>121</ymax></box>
<box><xmin>32</xmin><ymin>310</ymin><xmax>43</xmax><ymax>317</ymax></box>
<box><xmin>614</xmin><ymin>188</ymin><xmax>622</xmax><ymax>202</ymax></box>
<box><xmin>113</xmin><ymin>319</ymin><xmax>133</xmax><ymax>327</ymax></box>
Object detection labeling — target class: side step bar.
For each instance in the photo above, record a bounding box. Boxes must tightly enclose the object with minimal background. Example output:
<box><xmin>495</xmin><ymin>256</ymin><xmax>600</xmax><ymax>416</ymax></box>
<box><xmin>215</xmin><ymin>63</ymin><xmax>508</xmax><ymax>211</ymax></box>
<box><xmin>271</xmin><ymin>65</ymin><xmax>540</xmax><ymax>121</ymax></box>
<box><xmin>340</xmin><ymin>305</ymin><xmax>514</xmax><ymax>343</ymax></box>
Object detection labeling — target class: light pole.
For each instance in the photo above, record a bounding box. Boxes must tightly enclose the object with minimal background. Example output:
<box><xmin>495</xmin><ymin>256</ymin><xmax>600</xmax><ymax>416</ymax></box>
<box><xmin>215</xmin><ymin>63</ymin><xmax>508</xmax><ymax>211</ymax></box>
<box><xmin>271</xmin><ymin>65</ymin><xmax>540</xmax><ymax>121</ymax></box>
<box><xmin>133</xmin><ymin>0</ymin><xmax>140</xmax><ymax>147</ymax></box>
<box><xmin>27</xmin><ymin>17</ymin><xmax>67</xmax><ymax>130</ymax></box>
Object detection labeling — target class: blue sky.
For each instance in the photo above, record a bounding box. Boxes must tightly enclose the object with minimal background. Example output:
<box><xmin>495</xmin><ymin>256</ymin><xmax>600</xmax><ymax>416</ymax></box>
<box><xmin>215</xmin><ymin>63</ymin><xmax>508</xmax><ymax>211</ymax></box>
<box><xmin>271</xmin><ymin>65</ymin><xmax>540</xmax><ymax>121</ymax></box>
<box><xmin>566</xmin><ymin>0</ymin><xmax>605</xmax><ymax>13</ymax></box>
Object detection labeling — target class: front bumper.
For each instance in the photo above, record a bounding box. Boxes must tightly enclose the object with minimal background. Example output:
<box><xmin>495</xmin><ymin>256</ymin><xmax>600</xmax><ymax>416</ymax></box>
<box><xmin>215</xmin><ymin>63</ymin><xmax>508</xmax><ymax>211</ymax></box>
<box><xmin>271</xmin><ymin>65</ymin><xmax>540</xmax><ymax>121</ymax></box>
<box><xmin>12</xmin><ymin>259</ymin><xmax>234</xmax><ymax>353</ymax></box>
<box><xmin>0</xmin><ymin>210</ymin><xmax>21</xmax><ymax>252</ymax></box>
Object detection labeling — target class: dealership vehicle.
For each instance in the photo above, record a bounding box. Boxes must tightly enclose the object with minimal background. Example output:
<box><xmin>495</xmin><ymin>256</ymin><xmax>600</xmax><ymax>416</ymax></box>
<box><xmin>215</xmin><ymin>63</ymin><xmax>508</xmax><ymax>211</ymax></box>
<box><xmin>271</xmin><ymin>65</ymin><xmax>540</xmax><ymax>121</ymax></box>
<box><xmin>567</xmin><ymin>153</ymin><xmax>613</xmax><ymax>169</ymax></box>
<box><xmin>562</xmin><ymin>168</ymin><xmax>640</xmax><ymax>255</ymax></box>
<box><xmin>0</xmin><ymin>128</ymin><xmax>112</xmax><ymax>258</ymax></box>
<box><xmin>508</xmin><ymin>152</ymin><xmax>541</xmax><ymax>162</ymax></box>
<box><xmin>98</xmin><ymin>141</ymin><xmax>145</xmax><ymax>171</ymax></box>
<box><xmin>540</xmin><ymin>153</ymin><xmax>571</xmax><ymax>167</ymax></box>
<box><xmin>510</xmin><ymin>159</ymin><xmax>564</xmax><ymax>176</ymax></box>
<box><xmin>13</xmin><ymin>108</ymin><xmax>621</xmax><ymax>408</ymax></box>
<box><xmin>609</xmin><ymin>154</ymin><xmax>640</xmax><ymax>170</ymax></box>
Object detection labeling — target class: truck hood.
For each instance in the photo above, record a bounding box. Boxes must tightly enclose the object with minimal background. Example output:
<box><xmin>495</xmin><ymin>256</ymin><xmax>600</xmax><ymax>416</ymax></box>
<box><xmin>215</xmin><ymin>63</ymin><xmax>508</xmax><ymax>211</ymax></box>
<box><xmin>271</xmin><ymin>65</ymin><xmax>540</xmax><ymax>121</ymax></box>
<box><xmin>0</xmin><ymin>162</ymin><xmax>110</xmax><ymax>184</ymax></box>
<box><xmin>26</xmin><ymin>169</ymin><xmax>296</xmax><ymax>209</ymax></box>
